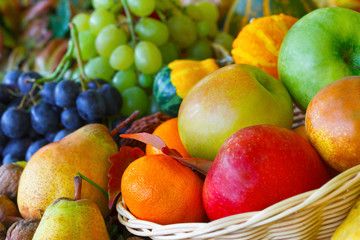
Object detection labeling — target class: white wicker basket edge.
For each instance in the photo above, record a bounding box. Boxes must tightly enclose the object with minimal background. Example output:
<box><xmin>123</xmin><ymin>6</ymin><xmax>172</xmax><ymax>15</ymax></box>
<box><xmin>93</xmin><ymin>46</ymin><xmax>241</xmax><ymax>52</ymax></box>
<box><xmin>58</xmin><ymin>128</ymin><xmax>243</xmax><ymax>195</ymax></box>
<box><xmin>117</xmin><ymin>164</ymin><xmax>360</xmax><ymax>240</ymax></box>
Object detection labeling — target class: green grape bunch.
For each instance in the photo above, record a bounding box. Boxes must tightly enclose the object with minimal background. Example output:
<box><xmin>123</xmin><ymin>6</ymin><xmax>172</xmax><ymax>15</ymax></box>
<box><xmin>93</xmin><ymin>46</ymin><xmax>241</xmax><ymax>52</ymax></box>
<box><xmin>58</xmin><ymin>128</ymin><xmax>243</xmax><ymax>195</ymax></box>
<box><xmin>68</xmin><ymin>0</ymin><xmax>233</xmax><ymax>119</ymax></box>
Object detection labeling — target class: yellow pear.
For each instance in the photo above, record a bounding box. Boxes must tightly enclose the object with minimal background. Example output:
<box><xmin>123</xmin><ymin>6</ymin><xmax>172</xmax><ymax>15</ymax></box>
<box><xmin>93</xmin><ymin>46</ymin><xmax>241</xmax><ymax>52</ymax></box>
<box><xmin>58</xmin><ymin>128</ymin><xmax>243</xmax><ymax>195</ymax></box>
<box><xmin>17</xmin><ymin>124</ymin><xmax>118</xmax><ymax>219</ymax></box>
<box><xmin>331</xmin><ymin>198</ymin><xmax>360</xmax><ymax>239</ymax></box>
<box><xmin>32</xmin><ymin>177</ymin><xmax>110</xmax><ymax>240</ymax></box>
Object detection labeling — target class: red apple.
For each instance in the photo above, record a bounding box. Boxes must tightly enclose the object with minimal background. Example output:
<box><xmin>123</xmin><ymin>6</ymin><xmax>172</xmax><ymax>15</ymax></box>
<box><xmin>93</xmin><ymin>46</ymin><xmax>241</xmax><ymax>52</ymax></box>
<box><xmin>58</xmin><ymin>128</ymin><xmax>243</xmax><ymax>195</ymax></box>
<box><xmin>202</xmin><ymin>124</ymin><xmax>331</xmax><ymax>221</ymax></box>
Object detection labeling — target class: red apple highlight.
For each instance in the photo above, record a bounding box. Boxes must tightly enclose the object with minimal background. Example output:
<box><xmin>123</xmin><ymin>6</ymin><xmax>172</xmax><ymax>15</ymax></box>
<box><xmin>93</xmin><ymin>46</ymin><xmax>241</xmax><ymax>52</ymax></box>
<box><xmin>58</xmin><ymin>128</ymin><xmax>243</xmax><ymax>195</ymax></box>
<box><xmin>202</xmin><ymin>124</ymin><xmax>331</xmax><ymax>221</ymax></box>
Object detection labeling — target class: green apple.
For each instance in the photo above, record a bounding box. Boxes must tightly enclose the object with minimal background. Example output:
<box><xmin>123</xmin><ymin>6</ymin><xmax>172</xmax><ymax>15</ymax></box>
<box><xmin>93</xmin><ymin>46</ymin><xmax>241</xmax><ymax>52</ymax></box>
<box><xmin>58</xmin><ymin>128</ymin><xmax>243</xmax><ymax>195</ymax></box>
<box><xmin>278</xmin><ymin>7</ymin><xmax>360</xmax><ymax>111</ymax></box>
<box><xmin>178</xmin><ymin>64</ymin><xmax>294</xmax><ymax>161</ymax></box>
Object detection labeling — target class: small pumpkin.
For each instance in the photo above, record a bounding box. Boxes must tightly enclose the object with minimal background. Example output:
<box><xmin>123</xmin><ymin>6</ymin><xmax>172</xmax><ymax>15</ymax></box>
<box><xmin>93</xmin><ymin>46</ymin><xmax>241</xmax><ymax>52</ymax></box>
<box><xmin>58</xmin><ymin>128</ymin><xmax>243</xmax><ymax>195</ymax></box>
<box><xmin>153</xmin><ymin>59</ymin><xmax>219</xmax><ymax>116</ymax></box>
<box><xmin>231</xmin><ymin>14</ymin><xmax>298</xmax><ymax>79</ymax></box>
<box><xmin>222</xmin><ymin>0</ymin><xmax>317</xmax><ymax>37</ymax></box>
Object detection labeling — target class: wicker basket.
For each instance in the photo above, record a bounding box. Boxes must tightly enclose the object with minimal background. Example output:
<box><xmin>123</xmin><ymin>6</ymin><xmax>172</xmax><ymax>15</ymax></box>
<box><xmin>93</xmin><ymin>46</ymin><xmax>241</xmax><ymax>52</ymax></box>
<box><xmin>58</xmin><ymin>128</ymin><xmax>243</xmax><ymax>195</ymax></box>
<box><xmin>116</xmin><ymin>105</ymin><xmax>360</xmax><ymax>239</ymax></box>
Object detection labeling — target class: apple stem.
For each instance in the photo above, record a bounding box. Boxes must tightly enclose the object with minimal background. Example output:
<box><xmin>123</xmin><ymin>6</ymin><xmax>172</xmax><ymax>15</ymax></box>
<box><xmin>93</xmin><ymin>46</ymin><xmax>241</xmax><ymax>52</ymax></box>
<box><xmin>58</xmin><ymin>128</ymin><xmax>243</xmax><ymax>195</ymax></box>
<box><xmin>110</xmin><ymin>110</ymin><xmax>139</xmax><ymax>138</ymax></box>
<box><xmin>73</xmin><ymin>176</ymin><xmax>82</xmax><ymax>201</ymax></box>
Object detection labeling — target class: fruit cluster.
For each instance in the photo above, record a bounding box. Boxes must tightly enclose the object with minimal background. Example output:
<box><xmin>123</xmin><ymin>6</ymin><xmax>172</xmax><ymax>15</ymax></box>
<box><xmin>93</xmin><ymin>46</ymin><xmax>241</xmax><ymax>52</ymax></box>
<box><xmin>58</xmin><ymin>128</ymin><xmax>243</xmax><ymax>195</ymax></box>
<box><xmin>0</xmin><ymin>69</ymin><xmax>122</xmax><ymax>165</ymax></box>
<box><xmin>70</xmin><ymin>0</ymin><xmax>233</xmax><ymax>117</ymax></box>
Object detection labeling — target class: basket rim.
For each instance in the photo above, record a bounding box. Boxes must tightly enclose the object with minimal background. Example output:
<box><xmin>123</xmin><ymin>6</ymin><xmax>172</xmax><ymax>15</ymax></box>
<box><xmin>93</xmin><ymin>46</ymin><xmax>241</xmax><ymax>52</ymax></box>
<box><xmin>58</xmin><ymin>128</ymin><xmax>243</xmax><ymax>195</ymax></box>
<box><xmin>117</xmin><ymin>163</ymin><xmax>360</xmax><ymax>239</ymax></box>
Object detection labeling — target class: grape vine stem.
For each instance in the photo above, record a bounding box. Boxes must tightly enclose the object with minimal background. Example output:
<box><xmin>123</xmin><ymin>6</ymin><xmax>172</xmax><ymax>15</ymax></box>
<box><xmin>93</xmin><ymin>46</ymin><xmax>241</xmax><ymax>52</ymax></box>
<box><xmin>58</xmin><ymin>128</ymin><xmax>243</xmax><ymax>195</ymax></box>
<box><xmin>121</xmin><ymin>0</ymin><xmax>137</xmax><ymax>47</ymax></box>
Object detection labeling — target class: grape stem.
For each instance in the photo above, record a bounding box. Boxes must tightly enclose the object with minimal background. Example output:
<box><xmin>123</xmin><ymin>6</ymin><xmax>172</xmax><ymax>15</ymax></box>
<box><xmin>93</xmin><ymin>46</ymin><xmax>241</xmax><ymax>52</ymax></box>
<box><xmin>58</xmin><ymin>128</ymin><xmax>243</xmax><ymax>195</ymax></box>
<box><xmin>121</xmin><ymin>0</ymin><xmax>137</xmax><ymax>47</ymax></box>
<box><xmin>155</xmin><ymin>8</ymin><xmax>167</xmax><ymax>24</ymax></box>
<box><xmin>69</xmin><ymin>23</ymin><xmax>89</xmax><ymax>92</ymax></box>
<box><xmin>36</xmin><ymin>40</ymin><xmax>74</xmax><ymax>84</ymax></box>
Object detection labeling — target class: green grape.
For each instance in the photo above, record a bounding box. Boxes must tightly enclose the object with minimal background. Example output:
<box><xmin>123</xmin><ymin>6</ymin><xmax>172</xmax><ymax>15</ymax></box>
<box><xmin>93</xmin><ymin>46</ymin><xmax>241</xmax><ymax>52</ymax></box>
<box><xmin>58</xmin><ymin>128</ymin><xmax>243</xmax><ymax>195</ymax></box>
<box><xmin>134</xmin><ymin>41</ymin><xmax>162</xmax><ymax>74</ymax></box>
<box><xmin>120</xmin><ymin>86</ymin><xmax>149</xmax><ymax>117</ymax></box>
<box><xmin>197</xmin><ymin>20</ymin><xmax>210</xmax><ymax>37</ymax></box>
<box><xmin>186</xmin><ymin>39</ymin><xmax>213</xmax><ymax>60</ymax></box>
<box><xmin>184</xmin><ymin>4</ymin><xmax>202</xmax><ymax>21</ymax></box>
<box><xmin>207</xmin><ymin>20</ymin><xmax>219</xmax><ymax>38</ymax></box>
<box><xmin>95</xmin><ymin>24</ymin><xmax>128</xmax><ymax>58</ymax></box>
<box><xmin>214</xmin><ymin>32</ymin><xmax>234</xmax><ymax>52</ymax></box>
<box><xmin>168</xmin><ymin>14</ymin><xmax>197</xmax><ymax>49</ymax></box>
<box><xmin>72</xmin><ymin>30</ymin><xmax>97</xmax><ymax>61</ymax></box>
<box><xmin>89</xmin><ymin>9</ymin><xmax>116</xmax><ymax>35</ymax></box>
<box><xmin>194</xmin><ymin>1</ymin><xmax>219</xmax><ymax>22</ymax></box>
<box><xmin>112</xmin><ymin>69</ymin><xmax>137</xmax><ymax>93</ymax></box>
<box><xmin>110</xmin><ymin>45</ymin><xmax>134</xmax><ymax>70</ymax></box>
<box><xmin>159</xmin><ymin>41</ymin><xmax>180</xmax><ymax>65</ymax></box>
<box><xmin>92</xmin><ymin>0</ymin><xmax>115</xmax><ymax>9</ymax></box>
<box><xmin>135</xmin><ymin>17</ymin><xmax>169</xmax><ymax>46</ymax></box>
<box><xmin>72</xmin><ymin>13</ymin><xmax>90</xmax><ymax>32</ymax></box>
<box><xmin>127</xmin><ymin>0</ymin><xmax>155</xmax><ymax>17</ymax></box>
<box><xmin>138</xmin><ymin>73</ymin><xmax>153</xmax><ymax>88</ymax></box>
<box><xmin>84</xmin><ymin>56</ymin><xmax>115</xmax><ymax>81</ymax></box>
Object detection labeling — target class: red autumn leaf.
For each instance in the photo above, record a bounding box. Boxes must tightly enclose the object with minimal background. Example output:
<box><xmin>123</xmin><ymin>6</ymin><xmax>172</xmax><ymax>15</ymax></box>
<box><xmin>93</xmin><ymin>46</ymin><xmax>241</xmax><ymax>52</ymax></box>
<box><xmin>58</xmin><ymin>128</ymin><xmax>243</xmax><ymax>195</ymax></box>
<box><xmin>107</xmin><ymin>146</ymin><xmax>145</xmax><ymax>209</ymax></box>
<box><xmin>120</xmin><ymin>133</ymin><xmax>212</xmax><ymax>175</ymax></box>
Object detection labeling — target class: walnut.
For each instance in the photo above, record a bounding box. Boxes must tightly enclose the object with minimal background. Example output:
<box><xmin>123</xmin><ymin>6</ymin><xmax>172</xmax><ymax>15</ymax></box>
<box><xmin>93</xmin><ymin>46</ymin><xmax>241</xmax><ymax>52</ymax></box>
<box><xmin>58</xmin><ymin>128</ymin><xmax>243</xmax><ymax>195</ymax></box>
<box><xmin>0</xmin><ymin>164</ymin><xmax>23</xmax><ymax>201</ymax></box>
<box><xmin>0</xmin><ymin>195</ymin><xmax>20</xmax><ymax>223</ymax></box>
<box><xmin>5</xmin><ymin>219</ymin><xmax>39</xmax><ymax>240</ymax></box>
<box><xmin>0</xmin><ymin>223</ymin><xmax>5</xmax><ymax>240</ymax></box>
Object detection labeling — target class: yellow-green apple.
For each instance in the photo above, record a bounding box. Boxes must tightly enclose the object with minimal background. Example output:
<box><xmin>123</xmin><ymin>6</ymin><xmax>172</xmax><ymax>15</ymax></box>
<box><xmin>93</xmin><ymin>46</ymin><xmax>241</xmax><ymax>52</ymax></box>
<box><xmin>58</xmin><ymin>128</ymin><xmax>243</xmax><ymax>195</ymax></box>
<box><xmin>202</xmin><ymin>124</ymin><xmax>331</xmax><ymax>221</ymax></box>
<box><xmin>178</xmin><ymin>64</ymin><xmax>293</xmax><ymax>161</ymax></box>
<box><xmin>306</xmin><ymin>76</ymin><xmax>360</xmax><ymax>172</ymax></box>
<box><xmin>278</xmin><ymin>7</ymin><xmax>360</xmax><ymax>111</ymax></box>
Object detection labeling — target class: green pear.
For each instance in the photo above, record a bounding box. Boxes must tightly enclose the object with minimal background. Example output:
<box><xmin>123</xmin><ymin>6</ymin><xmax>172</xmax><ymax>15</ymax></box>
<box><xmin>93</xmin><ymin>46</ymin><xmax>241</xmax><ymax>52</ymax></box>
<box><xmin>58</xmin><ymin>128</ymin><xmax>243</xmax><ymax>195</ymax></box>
<box><xmin>17</xmin><ymin>124</ymin><xmax>118</xmax><ymax>219</ymax></box>
<box><xmin>33</xmin><ymin>176</ymin><xmax>110</xmax><ymax>240</ymax></box>
<box><xmin>331</xmin><ymin>197</ymin><xmax>360</xmax><ymax>239</ymax></box>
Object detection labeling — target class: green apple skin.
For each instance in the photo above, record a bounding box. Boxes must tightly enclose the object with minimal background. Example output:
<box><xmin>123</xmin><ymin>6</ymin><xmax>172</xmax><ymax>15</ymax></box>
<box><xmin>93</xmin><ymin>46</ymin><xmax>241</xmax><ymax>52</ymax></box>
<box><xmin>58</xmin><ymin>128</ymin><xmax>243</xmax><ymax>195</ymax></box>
<box><xmin>178</xmin><ymin>64</ymin><xmax>294</xmax><ymax>161</ymax></box>
<box><xmin>278</xmin><ymin>7</ymin><xmax>360</xmax><ymax>111</ymax></box>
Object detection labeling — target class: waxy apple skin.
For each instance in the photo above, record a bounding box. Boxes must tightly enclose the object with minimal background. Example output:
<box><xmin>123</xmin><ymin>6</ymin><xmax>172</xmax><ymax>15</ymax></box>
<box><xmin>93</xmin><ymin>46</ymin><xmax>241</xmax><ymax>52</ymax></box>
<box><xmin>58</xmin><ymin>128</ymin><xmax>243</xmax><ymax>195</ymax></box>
<box><xmin>202</xmin><ymin>124</ymin><xmax>331</xmax><ymax>221</ymax></box>
<box><xmin>178</xmin><ymin>64</ymin><xmax>293</xmax><ymax>161</ymax></box>
<box><xmin>306</xmin><ymin>76</ymin><xmax>360</xmax><ymax>172</ymax></box>
<box><xmin>278</xmin><ymin>7</ymin><xmax>360</xmax><ymax>111</ymax></box>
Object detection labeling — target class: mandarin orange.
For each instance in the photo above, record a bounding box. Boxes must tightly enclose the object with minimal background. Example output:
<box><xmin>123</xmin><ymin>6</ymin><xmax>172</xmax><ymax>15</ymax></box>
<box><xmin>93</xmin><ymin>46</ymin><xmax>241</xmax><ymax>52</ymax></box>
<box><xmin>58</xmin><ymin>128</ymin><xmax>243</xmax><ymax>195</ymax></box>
<box><xmin>121</xmin><ymin>154</ymin><xmax>207</xmax><ymax>225</ymax></box>
<box><xmin>146</xmin><ymin>117</ymin><xmax>191</xmax><ymax>157</ymax></box>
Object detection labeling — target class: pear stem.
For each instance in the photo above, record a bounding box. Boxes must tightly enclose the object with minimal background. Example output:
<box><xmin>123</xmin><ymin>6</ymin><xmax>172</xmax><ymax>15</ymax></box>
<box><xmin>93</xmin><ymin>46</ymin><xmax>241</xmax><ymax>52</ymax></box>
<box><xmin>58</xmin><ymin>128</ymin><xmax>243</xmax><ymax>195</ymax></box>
<box><xmin>76</xmin><ymin>172</ymin><xmax>108</xmax><ymax>197</ymax></box>
<box><xmin>73</xmin><ymin>176</ymin><xmax>82</xmax><ymax>201</ymax></box>
<box><xmin>110</xmin><ymin>110</ymin><xmax>139</xmax><ymax>138</ymax></box>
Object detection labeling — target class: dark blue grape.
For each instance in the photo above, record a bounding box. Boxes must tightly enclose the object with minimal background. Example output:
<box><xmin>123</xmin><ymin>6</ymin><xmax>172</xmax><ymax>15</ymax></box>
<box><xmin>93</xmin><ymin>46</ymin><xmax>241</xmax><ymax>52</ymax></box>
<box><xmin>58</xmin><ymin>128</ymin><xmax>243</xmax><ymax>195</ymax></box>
<box><xmin>7</xmin><ymin>97</ymin><xmax>22</xmax><ymax>108</ymax></box>
<box><xmin>25</xmin><ymin>139</ymin><xmax>49</xmax><ymax>161</ymax></box>
<box><xmin>17</xmin><ymin>71</ymin><xmax>42</xmax><ymax>95</ymax></box>
<box><xmin>98</xmin><ymin>84</ymin><xmax>122</xmax><ymax>116</ymax></box>
<box><xmin>40</xmin><ymin>81</ymin><xmax>56</xmax><ymax>105</ymax></box>
<box><xmin>86</xmin><ymin>79</ymin><xmax>107</xmax><ymax>90</ymax></box>
<box><xmin>0</xmin><ymin>84</ymin><xmax>13</xmax><ymax>104</ymax></box>
<box><xmin>61</xmin><ymin>107</ymin><xmax>85</xmax><ymax>130</ymax></box>
<box><xmin>76</xmin><ymin>89</ymin><xmax>106</xmax><ymax>122</ymax></box>
<box><xmin>2</xmin><ymin>137</ymin><xmax>32</xmax><ymax>157</ymax></box>
<box><xmin>0</xmin><ymin>103</ymin><xmax>6</xmax><ymax>117</ymax></box>
<box><xmin>0</xmin><ymin>127</ymin><xmax>8</xmax><ymax>147</ymax></box>
<box><xmin>30</xmin><ymin>102</ymin><xmax>60</xmax><ymax>135</ymax></box>
<box><xmin>53</xmin><ymin>129</ymin><xmax>73</xmax><ymax>142</ymax></box>
<box><xmin>3</xmin><ymin>70</ymin><xmax>22</xmax><ymax>90</ymax></box>
<box><xmin>27</xmin><ymin>126</ymin><xmax>44</xmax><ymax>140</ymax></box>
<box><xmin>54</xmin><ymin>80</ymin><xmax>80</xmax><ymax>108</ymax></box>
<box><xmin>3</xmin><ymin>153</ymin><xmax>24</xmax><ymax>164</ymax></box>
<box><xmin>45</xmin><ymin>132</ymin><xmax>57</xmax><ymax>142</ymax></box>
<box><xmin>1</xmin><ymin>107</ymin><xmax>31</xmax><ymax>139</ymax></box>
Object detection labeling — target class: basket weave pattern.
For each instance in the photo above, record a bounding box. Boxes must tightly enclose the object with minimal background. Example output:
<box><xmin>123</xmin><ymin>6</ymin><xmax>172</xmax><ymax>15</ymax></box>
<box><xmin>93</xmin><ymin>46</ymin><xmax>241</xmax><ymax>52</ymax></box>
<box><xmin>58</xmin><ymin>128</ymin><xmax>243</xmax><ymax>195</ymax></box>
<box><xmin>117</xmin><ymin>105</ymin><xmax>360</xmax><ymax>239</ymax></box>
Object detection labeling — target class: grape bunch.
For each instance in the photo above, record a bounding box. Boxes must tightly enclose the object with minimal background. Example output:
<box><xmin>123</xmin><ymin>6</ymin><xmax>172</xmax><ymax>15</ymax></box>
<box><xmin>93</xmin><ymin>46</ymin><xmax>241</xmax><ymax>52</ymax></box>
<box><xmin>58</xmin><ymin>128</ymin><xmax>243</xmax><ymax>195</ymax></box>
<box><xmin>0</xmin><ymin>69</ymin><xmax>122</xmax><ymax>165</ymax></box>
<box><xmin>70</xmin><ymin>0</ymin><xmax>234</xmax><ymax>118</ymax></box>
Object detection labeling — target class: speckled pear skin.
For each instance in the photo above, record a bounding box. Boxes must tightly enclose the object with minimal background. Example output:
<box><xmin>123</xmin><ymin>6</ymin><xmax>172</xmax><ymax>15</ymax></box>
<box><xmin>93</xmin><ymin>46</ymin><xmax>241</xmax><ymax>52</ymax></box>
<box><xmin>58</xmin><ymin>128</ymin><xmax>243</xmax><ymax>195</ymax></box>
<box><xmin>17</xmin><ymin>124</ymin><xmax>118</xmax><ymax>219</ymax></box>
<box><xmin>32</xmin><ymin>197</ymin><xmax>110</xmax><ymax>240</ymax></box>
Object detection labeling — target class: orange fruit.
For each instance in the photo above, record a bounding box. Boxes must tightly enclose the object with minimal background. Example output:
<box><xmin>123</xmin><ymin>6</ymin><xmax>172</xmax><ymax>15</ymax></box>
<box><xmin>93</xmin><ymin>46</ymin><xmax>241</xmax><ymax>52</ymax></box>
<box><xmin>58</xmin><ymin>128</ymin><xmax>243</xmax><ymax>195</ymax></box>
<box><xmin>146</xmin><ymin>117</ymin><xmax>191</xmax><ymax>157</ymax></box>
<box><xmin>293</xmin><ymin>125</ymin><xmax>309</xmax><ymax>142</ymax></box>
<box><xmin>121</xmin><ymin>154</ymin><xmax>207</xmax><ymax>225</ymax></box>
